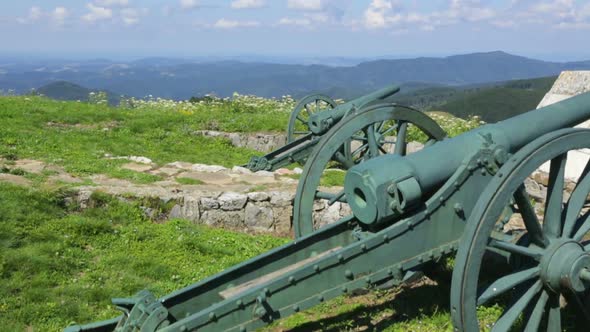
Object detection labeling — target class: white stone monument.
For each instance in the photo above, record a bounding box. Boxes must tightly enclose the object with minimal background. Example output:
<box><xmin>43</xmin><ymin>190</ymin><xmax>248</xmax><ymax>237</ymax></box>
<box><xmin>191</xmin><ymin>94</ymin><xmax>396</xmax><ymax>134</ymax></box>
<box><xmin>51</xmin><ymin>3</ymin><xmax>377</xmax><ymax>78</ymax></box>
<box><xmin>537</xmin><ymin>71</ymin><xmax>590</xmax><ymax>180</ymax></box>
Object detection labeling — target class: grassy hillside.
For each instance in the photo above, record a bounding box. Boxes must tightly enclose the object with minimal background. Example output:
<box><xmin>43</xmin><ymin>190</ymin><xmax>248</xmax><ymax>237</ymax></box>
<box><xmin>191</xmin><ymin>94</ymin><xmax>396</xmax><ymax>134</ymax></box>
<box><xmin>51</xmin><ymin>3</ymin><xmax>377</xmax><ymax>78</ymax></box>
<box><xmin>0</xmin><ymin>96</ymin><xmax>294</xmax><ymax>183</ymax></box>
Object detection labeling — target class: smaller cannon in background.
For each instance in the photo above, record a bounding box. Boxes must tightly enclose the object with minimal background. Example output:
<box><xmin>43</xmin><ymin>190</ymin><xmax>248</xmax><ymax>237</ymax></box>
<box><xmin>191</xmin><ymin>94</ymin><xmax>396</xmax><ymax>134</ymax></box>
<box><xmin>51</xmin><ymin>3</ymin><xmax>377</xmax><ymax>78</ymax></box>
<box><xmin>245</xmin><ymin>84</ymin><xmax>404</xmax><ymax>172</ymax></box>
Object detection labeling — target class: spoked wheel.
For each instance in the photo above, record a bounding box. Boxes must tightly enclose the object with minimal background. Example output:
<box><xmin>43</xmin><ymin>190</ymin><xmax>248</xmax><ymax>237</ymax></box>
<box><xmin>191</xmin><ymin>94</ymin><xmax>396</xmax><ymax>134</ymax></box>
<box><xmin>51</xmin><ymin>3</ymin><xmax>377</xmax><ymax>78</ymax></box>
<box><xmin>287</xmin><ymin>94</ymin><xmax>337</xmax><ymax>143</ymax></box>
<box><xmin>452</xmin><ymin>128</ymin><xmax>590</xmax><ymax>332</ymax></box>
<box><xmin>292</xmin><ymin>103</ymin><xmax>447</xmax><ymax>238</ymax></box>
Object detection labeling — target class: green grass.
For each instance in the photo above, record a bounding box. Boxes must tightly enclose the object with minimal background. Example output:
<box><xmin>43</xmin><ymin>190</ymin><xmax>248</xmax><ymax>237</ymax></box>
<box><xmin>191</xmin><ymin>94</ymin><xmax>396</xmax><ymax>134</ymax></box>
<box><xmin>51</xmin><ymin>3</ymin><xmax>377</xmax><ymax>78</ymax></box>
<box><xmin>0</xmin><ymin>97</ymin><xmax>269</xmax><ymax>182</ymax></box>
<box><xmin>0</xmin><ymin>183</ymin><xmax>288</xmax><ymax>331</ymax></box>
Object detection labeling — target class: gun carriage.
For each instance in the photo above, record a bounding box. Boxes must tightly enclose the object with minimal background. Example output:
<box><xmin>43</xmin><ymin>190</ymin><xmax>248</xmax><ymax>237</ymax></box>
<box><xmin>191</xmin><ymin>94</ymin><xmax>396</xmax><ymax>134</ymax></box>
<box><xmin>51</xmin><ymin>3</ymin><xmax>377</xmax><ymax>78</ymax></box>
<box><xmin>67</xmin><ymin>90</ymin><xmax>590</xmax><ymax>332</ymax></box>
<box><xmin>245</xmin><ymin>85</ymin><xmax>444</xmax><ymax>173</ymax></box>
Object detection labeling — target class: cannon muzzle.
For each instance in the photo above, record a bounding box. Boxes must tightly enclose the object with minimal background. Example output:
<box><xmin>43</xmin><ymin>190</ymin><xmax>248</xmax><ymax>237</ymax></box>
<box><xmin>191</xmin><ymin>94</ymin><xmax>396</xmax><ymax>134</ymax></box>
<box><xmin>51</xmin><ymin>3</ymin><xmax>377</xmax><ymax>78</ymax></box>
<box><xmin>308</xmin><ymin>84</ymin><xmax>400</xmax><ymax>135</ymax></box>
<box><xmin>345</xmin><ymin>91</ymin><xmax>590</xmax><ymax>225</ymax></box>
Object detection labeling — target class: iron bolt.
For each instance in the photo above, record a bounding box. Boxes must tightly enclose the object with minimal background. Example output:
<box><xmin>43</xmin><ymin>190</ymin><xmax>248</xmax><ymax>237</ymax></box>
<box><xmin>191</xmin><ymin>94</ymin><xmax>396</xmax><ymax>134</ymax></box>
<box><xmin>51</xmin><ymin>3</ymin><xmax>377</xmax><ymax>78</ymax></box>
<box><xmin>387</xmin><ymin>184</ymin><xmax>396</xmax><ymax>195</ymax></box>
<box><xmin>345</xmin><ymin>269</ymin><xmax>353</xmax><ymax>279</ymax></box>
<box><xmin>255</xmin><ymin>307</ymin><xmax>267</xmax><ymax>318</ymax></box>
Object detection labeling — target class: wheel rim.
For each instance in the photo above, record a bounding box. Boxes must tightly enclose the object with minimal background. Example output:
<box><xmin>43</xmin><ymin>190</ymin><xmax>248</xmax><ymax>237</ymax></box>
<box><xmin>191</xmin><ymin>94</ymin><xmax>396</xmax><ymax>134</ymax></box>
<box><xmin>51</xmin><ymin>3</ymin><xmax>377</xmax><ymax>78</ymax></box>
<box><xmin>452</xmin><ymin>128</ymin><xmax>590</xmax><ymax>332</ymax></box>
<box><xmin>293</xmin><ymin>103</ymin><xmax>446</xmax><ymax>238</ymax></box>
<box><xmin>287</xmin><ymin>94</ymin><xmax>336</xmax><ymax>143</ymax></box>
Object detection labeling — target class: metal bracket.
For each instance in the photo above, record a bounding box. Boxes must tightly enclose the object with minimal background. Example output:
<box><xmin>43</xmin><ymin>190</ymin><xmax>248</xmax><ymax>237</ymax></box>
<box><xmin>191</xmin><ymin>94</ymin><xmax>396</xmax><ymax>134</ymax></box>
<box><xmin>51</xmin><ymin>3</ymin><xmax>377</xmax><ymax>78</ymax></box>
<box><xmin>114</xmin><ymin>290</ymin><xmax>169</xmax><ymax>332</ymax></box>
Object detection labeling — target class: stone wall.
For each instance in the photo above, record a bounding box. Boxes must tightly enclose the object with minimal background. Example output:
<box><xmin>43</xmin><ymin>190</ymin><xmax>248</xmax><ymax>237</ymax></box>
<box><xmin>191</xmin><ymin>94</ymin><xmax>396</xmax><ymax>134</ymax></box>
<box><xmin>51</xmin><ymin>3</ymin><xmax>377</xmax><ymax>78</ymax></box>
<box><xmin>193</xmin><ymin>130</ymin><xmax>287</xmax><ymax>153</ymax></box>
<box><xmin>76</xmin><ymin>188</ymin><xmax>350</xmax><ymax>236</ymax></box>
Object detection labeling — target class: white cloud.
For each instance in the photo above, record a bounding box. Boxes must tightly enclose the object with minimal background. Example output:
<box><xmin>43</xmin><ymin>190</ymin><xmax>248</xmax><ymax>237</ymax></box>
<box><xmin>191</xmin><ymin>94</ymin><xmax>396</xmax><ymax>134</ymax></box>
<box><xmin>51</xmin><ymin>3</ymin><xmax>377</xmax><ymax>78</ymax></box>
<box><xmin>52</xmin><ymin>7</ymin><xmax>69</xmax><ymax>26</ymax></box>
<box><xmin>95</xmin><ymin>0</ymin><xmax>129</xmax><ymax>7</ymax></box>
<box><xmin>278</xmin><ymin>11</ymin><xmax>334</xmax><ymax>28</ymax></box>
<box><xmin>525</xmin><ymin>0</ymin><xmax>590</xmax><ymax>29</ymax></box>
<box><xmin>17</xmin><ymin>6</ymin><xmax>43</xmax><ymax>24</ymax></box>
<box><xmin>491</xmin><ymin>19</ymin><xmax>517</xmax><ymax>28</ymax></box>
<box><xmin>288</xmin><ymin>0</ymin><xmax>323</xmax><ymax>11</ymax></box>
<box><xmin>213</xmin><ymin>18</ymin><xmax>260</xmax><ymax>29</ymax></box>
<box><xmin>447</xmin><ymin>0</ymin><xmax>495</xmax><ymax>22</ymax></box>
<box><xmin>29</xmin><ymin>6</ymin><xmax>43</xmax><ymax>21</ymax></box>
<box><xmin>231</xmin><ymin>0</ymin><xmax>265</xmax><ymax>9</ymax></box>
<box><xmin>17</xmin><ymin>6</ymin><xmax>70</xmax><ymax>26</ymax></box>
<box><xmin>278</xmin><ymin>17</ymin><xmax>312</xmax><ymax>26</ymax></box>
<box><xmin>362</xmin><ymin>0</ymin><xmax>496</xmax><ymax>31</ymax></box>
<box><xmin>82</xmin><ymin>4</ymin><xmax>113</xmax><ymax>23</ymax></box>
<box><xmin>363</xmin><ymin>0</ymin><xmax>400</xmax><ymax>29</ymax></box>
<box><xmin>180</xmin><ymin>0</ymin><xmax>200</xmax><ymax>10</ymax></box>
<box><xmin>121</xmin><ymin>8</ymin><xmax>146</xmax><ymax>26</ymax></box>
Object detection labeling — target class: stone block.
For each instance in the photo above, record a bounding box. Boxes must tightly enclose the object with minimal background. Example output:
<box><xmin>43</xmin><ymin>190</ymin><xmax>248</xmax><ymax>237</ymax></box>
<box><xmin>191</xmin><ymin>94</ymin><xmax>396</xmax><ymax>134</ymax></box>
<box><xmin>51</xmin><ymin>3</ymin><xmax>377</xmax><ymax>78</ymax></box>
<box><xmin>218</xmin><ymin>192</ymin><xmax>248</xmax><ymax>211</ymax></box>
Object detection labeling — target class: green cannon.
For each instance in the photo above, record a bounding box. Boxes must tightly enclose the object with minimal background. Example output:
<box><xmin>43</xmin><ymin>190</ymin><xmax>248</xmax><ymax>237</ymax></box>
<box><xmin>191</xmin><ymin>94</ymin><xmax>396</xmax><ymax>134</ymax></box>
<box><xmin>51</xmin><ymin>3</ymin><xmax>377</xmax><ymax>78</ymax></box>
<box><xmin>245</xmin><ymin>84</ymin><xmax>402</xmax><ymax>172</ymax></box>
<box><xmin>67</xmin><ymin>92</ymin><xmax>590</xmax><ymax>332</ymax></box>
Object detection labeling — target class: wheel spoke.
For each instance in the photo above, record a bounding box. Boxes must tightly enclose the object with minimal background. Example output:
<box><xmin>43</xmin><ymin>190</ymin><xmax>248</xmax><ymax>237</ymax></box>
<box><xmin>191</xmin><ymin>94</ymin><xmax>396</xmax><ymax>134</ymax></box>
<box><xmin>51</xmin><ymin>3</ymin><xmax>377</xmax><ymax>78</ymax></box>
<box><xmin>380</xmin><ymin>125</ymin><xmax>397</xmax><ymax>137</ymax></box>
<box><xmin>365</xmin><ymin>124</ymin><xmax>380</xmax><ymax>158</ymax></box>
<box><xmin>332</xmin><ymin>151</ymin><xmax>355</xmax><ymax>169</ymax></box>
<box><xmin>294</xmin><ymin>131</ymin><xmax>309</xmax><ymax>135</ymax></box>
<box><xmin>564</xmin><ymin>161</ymin><xmax>590</xmax><ymax>237</ymax></box>
<box><xmin>573</xmin><ymin>210</ymin><xmax>590</xmax><ymax>242</ymax></box>
<box><xmin>315</xmin><ymin>190</ymin><xmax>341</xmax><ymax>202</ymax></box>
<box><xmin>351</xmin><ymin>135</ymin><xmax>367</xmax><ymax>141</ymax></box>
<box><xmin>546</xmin><ymin>294</ymin><xmax>561</xmax><ymax>332</ymax></box>
<box><xmin>296</xmin><ymin>115</ymin><xmax>306</xmax><ymax>124</ymax></box>
<box><xmin>514</xmin><ymin>185</ymin><xmax>548</xmax><ymax>247</ymax></box>
<box><xmin>305</xmin><ymin>104</ymin><xmax>313</xmax><ymax>114</ymax></box>
<box><xmin>328</xmin><ymin>190</ymin><xmax>346</xmax><ymax>205</ymax></box>
<box><xmin>488</xmin><ymin>239</ymin><xmax>544</xmax><ymax>259</ymax></box>
<box><xmin>352</xmin><ymin>141</ymin><xmax>368</xmax><ymax>156</ymax></box>
<box><xmin>477</xmin><ymin>267</ymin><xmax>540</xmax><ymax>305</ymax></box>
<box><xmin>523</xmin><ymin>290</ymin><xmax>549</xmax><ymax>332</ymax></box>
<box><xmin>394</xmin><ymin>121</ymin><xmax>407</xmax><ymax>156</ymax></box>
<box><xmin>315</xmin><ymin>99</ymin><xmax>320</xmax><ymax>113</ymax></box>
<box><xmin>491</xmin><ymin>280</ymin><xmax>542</xmax><ymax>332</ymax></box>
<box><xmin>544</xmin><ymin>154</ymin><xmax>567</xmax><ymax>238</ymax></box>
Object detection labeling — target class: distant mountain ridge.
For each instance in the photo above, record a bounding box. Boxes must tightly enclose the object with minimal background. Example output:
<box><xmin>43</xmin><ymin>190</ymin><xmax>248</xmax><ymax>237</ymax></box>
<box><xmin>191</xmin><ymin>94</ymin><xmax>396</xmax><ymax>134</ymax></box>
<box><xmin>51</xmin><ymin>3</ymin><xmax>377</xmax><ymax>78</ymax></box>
<box><xmin>1</xmin><ymin>51</ymin><xmax>588</xmax><ymax>100</ymax></box>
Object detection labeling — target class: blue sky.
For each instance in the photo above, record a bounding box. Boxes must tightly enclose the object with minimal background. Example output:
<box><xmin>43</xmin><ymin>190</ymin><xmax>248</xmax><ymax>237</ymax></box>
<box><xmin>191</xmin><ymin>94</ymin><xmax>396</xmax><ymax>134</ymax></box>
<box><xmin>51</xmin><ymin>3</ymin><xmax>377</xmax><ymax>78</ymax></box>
<box><xmin>2</xmin><ymin>0</ymin><xmax>590</xmax><ymax>60</ymax></box>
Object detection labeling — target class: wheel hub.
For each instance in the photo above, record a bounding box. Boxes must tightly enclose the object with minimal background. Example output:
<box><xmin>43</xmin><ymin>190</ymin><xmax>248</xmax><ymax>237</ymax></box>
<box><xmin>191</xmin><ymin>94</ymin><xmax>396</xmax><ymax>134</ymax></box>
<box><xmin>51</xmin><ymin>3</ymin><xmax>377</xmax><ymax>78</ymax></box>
<box><xmin>541</xmin><ymin>240</ymin><xmax>590</xmax><ymax>293</ymax></box>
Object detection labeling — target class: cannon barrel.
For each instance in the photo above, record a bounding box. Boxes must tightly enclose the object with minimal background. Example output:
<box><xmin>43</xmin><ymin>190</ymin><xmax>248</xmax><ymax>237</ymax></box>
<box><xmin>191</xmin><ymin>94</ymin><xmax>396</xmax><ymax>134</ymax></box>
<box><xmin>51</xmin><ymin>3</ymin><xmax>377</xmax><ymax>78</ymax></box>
<box><xmin>345</xmin><ymin>91</ymin><xmax>590</xmax><ymax>225</ymax></box>
<box><xmin>308</xmin><ymin>84</ymin><xmax>400</xmax><ymax>135</ymax></box>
